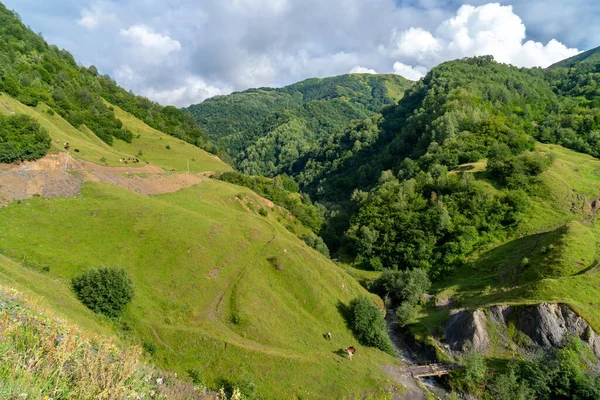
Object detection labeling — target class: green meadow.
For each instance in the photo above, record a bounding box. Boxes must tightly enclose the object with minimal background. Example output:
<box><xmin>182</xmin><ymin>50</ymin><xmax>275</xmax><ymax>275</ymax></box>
<box><xmin>0</xmin><ymin>179</ymin><xmax>399</xmax><ymax>398</ymax></box>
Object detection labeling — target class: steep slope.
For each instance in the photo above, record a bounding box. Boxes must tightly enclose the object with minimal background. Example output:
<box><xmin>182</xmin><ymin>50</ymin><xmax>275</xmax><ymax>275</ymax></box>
<box><xmin>0</xmin><ymin>73</ymin><xmax>399</xmax><ymax>398</ymax></box>
<box><xmin>0</xmin><ymin>3</ymin><xmax>225</xmax><ymax>160</ymax></box>
<box><xmin>429</xmin><ymin>143</ymin><xmax>600</xmax><ymax>331</ymax></box>
<box><xmin>0</xmin><ymin>93</ymin><xmax>231</xmax><ymax>173</ymax></box>
<box><xmin>185</xmin><ymin>73</ymin><xmax>412</xmax><ymax>175</ymax></box>
<box><xmin>0</xmin><ymin>179</ymin><xmax>399</xmax><ymax>398</ymax></box>
<box><xmin>548</xmin><ymin>45</ymin><xmax>600</xmax><ymax>69</ymax></box>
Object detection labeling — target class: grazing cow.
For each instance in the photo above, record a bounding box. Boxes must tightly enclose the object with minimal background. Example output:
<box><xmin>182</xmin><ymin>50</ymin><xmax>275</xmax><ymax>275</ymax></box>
<box><xmin>74</xmin><ymin>149</ymin><xmax>80</xmax><ymax>153</ymax></box>
<box><xmin>325</xmin><ymin>331</ymin><xmax>332</xmax><ymax>341</ymax></box>
<box><xmin>345</xmin><ymin>346</ymin><xmax>356</xmax><ymax>360</ymax></box>
<box><xmin>63</xmin><ymin>142</ymin><xmax>70</xmax><ymax>150</ymax></box>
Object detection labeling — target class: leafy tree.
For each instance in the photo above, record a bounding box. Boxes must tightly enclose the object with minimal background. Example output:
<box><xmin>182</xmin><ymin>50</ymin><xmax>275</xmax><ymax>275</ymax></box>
<box><xmin>0</xmin><ymin>113</ymin><xmax>50</xmax><ymax>162</ymax></box>
<box><xmin>371</xmin><ymin>269</ymin><xmax>430</xmax><ymax>307</ymax></box>
<box><xmin>72</xmin><ymin>267</ymin><xmax>134</xmax><ymax>317</ymax></box>
<box><xmin>394</xmin><ymin>302</ymin><xmax>418</xmax><ymax>327</ymax></box>
<box><xmin>347</xmin><ymin>296</ymin><xmax>395</xmax><ymax>355</ymax></box>
<box><xmin>489</xmin><ymin>366</ymin><xmax>532</xmax><ymax>400</ymax></box>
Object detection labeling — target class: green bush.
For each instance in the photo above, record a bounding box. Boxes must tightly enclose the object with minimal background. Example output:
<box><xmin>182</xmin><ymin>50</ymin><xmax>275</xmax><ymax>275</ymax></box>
<box><xmin>0</xmin><ymin>114</ymin><xmax>51</xmax><ymax>163</ymax></box>
<box><xmin>371</xmin><ymin>269</ymin><xmax>430</xmax><ymax>307</ymax></box>
<box><xmin>301</xmin><ymin>232</ymin><xmax>330</xmax><ymax>257</ymax></box>
<box><xmin>347</xmin><ymin>296</ymin><xmax>395</xmax><ymax>355</ymax></box>
<box><xmin>71</xmin><ymin>267</ymin><xmax>134</xmax><ymax>317</ymax></box>
<box><xmin>394</xmin><ymin>302</ymin><xmax>418</xmax><ymax>327</ymax></box>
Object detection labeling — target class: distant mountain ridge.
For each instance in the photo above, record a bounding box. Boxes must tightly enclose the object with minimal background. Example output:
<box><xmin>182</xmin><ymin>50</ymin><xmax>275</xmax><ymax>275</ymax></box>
<box><xmin>185</xmin><ymin>73</ymin><xmax>412</xmax><ymax>175</ymax></box>
<box><xmin>549</xmin><ymin>45</ymin><xmax>600</xmax><ymax>69</ymax></box>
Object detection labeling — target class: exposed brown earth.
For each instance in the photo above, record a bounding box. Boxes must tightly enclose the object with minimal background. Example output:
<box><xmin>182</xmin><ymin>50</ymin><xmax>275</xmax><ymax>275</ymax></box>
<box><xmin>0</xmin><ymin>153</ymin><xmax>213</xmax><ymax>205</ymax></box>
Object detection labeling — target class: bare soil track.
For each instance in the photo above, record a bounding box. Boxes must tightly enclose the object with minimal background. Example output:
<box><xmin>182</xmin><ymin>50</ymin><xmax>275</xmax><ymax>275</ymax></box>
<box><xmin>0</xmin><ymin>152</ymin><xmax>213</xmax><ymax>204</ymax></box>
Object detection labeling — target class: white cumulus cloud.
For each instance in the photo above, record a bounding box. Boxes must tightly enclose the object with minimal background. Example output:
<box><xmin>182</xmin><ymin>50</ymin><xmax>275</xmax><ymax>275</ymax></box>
<box><xmin>143</xmin><ymin>76</ymin><xmax>226</xmax><ymax>107</ymax></box>
<box><xmin>386</xmin><ymin>3</ymin><xmax>580</xmax><ymax>79</ymax></box>
<box><xmin>77</xmin><ymin>3</ymin><xmax>116</xmax><ymax>31</ymax></box>
<box><xmin>350</xmin><ymin>66</ymin><xmax>377</xmax><ymax>74</ymax></box>
<box><xmin>392</xmin><ymin>62</ymin><xmax>428</xmax><ymax>80</ymax></box>
<box><xmin>120</xmin><ymin>25</ymin><xmax>182</xmax><ymax>59</ymax></box>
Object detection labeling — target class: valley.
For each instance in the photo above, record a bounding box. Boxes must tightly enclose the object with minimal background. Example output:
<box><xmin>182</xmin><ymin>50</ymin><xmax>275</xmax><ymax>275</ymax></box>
<box><xmin>2</xmin><ymin>1</ymin><xmax>600</xmax><ymax>399</ymax></box>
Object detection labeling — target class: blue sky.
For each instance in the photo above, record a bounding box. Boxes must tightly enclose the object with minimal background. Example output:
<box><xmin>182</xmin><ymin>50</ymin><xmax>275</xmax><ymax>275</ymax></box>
<box><xmin>4</xmin><ymin>0</ymin><xmax>599</xmax><ymax>107</ymax></box>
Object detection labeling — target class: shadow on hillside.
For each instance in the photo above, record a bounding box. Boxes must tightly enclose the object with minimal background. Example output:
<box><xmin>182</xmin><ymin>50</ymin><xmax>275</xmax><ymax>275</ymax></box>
<box><xmin>337</xmin><ymin>300</ymin><xmax>352</xmax><ymax>330</ymax></box>
<box><xmin>332</xmin><ymin>348</ymin><xmax>349</xmax><ymax>359</ymax></box>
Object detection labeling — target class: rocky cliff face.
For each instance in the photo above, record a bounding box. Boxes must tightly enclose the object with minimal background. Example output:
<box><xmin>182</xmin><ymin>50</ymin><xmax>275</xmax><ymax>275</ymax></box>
<box><xmin>443</xmin><ymin>303</ymin><xmax>600</xmax><ymax>358</ymax></box>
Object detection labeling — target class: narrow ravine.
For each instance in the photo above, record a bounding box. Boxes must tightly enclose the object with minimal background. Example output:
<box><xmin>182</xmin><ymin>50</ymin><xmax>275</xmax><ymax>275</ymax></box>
<box><xmin>385</xmin><ymin>309</ymin><xmax>449</xmax><ymax>399</ymax></box>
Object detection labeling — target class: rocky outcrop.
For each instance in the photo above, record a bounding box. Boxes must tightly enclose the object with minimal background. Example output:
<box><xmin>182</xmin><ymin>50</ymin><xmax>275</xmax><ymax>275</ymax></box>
<box><xmin>443</xmin><ymin>303</ymin><xmax>600</xmax><ymax>358</ymax></box>
<box><xmin>517</xmin><ymin>303</ymin><xmax>600</xmax><ymax>358</ymax></box>
<box><xmin>445</xmin><ymin>309</ymin><xmax>490</xmax><ymax>353</ymax></box>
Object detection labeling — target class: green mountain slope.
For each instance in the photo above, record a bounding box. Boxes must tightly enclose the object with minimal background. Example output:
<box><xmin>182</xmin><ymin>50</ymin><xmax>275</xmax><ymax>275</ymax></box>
<box><xmin>0</xmin><ymin>91</ymin><xmax>398</xmax><ymax>398</ymax></box>
<box><xmin>185</xmin><ymin>73</ymin><xmax>412</xmax><ymax>175</ymax></box>
<box><xmin>548</xmin><ymin>45</ymin><xmax>600</xmax><ymax>69</ymax></box>
<box><xmin>0</xmin><ymin>93</ymin><xmax>231</xmax><ymax>173</ymax></box>
<box><xmin>0</xmin><ymin>3</ymin><xmax>227</xmax><ymax>161</ymax></box>
<box><xmin>0</xmin><ymin>179</ymin><xmax>398</xmax><ymax>398</ymax></box>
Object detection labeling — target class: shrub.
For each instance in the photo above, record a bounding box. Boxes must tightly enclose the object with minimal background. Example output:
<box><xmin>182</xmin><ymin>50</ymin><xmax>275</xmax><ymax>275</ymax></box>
<box><xmin>220</xmin><ymin>377</ymin><xmax>257</xmax><ymax>399</ymax></box>
<box><xmin>72</xmin><ymin>267</ymin><xmax>134</xmax><ymax>317</ymax></box>
<box><xmin>451</xmin><ymin>350</ymin><xmax>488</xmax><ymax>393</ymax></box>
<box><xmin>258</xmin><ymin>207</ymin><xmax>268</xmax><ymax>216</ymax></box>
<box><xmin>301</xmin><ymin>233</ymin><xmax>330</xmax><ymax>257</ymax></box>
<box><xmin>165</xmin><ymin>144</ymin><xmax>171</xmax><ymax>150</ymax></box>
<box><xmin>371</xmin><ymin>268</ymin><xmax>430</xmax><ymax>307</ymax></box>
<box><xmin>186</xmin><ymin>368</ymin><xmax>202</xmax><ymax>385</ymax></box>
<box><xmin>0</xmin><ymin>114</ymin><xmax>51</xmax><ymax>163</ymax></box>
<box><xmin>395</xmin><ymin>302</ymin><xmax>418</xmax><ymax>327</ymax></box>
<box><xmin>347</xmin><ymin>296</ymin><xmax>395</xmax><ymax>355</ymax></box>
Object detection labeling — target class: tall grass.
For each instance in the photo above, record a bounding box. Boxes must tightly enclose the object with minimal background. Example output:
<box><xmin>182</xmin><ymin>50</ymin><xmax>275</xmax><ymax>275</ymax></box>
<box><xmin>0</xmin><ymin>288</ymin><xmax>221</xmax><ymax>399</ymax></box>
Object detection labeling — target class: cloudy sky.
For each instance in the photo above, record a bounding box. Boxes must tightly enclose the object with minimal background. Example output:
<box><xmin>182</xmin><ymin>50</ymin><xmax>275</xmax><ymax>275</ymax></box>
<box><xmin>5</xmin><ymin>0</ymin><xmax>599</xmax><ymax>107</ymax></box>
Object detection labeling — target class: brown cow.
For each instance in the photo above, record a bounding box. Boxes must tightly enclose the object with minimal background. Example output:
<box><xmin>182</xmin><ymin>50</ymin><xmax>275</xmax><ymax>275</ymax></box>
<box><xmin>345</xmin><ymin>346</ymin><xmax>355</xmax><ymax>360</ymax></box>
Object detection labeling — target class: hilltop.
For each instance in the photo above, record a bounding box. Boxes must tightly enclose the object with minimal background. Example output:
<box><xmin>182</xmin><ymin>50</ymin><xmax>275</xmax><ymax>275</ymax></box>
<box><xmin>549</xmin><ymin>45</ymin><xmax>600</xmax><ymax>69</ymax></box>
<box><xmin>185</xmin><ymin>74</ymin><xmax>412</xmax><ymax>176</ymax></box>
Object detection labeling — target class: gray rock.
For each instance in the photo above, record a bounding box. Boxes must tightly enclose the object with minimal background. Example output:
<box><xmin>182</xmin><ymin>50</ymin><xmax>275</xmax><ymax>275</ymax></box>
<box><xmin>445</xmin><ymin>309</ymin><xmax>490</xmax><ymax>354</ymax></box>
<box><xmin>488</xmin><ymin>304</ymin><xmax>511</xmax><ymax>325</ymax></box>
<box><xmin>441</xmin><ymin>302</ymin><xmax>600</xmax><ymax>361</ymax></box>
<box><xmin>517</xmin><ymin>303</ymin><xmax>589</xmax><ymax>347</ymax></box>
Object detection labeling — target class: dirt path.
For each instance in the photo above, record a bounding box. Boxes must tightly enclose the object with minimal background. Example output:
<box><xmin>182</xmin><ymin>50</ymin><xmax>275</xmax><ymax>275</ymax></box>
<box><xmin>0</xmin><ymin>153</ymin><xmax>212</xmax><ymax>204</ymax></box>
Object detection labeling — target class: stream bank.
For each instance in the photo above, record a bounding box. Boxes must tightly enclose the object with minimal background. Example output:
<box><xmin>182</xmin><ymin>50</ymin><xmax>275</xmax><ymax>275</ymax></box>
<box><xmin>384</xmin><ymin>308</ymin><xmax>450</xmax><ymax>399</ymax></box>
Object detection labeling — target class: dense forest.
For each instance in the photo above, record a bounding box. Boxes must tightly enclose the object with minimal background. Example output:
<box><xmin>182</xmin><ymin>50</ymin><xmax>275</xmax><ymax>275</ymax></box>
<box><xmin>279</xmin><ymin>54</ymin><xmax>600</xmax><ymax>276</ymax></box>
<box><xmin>0</xmin><ymin>4</ymin><xmax>223</xmax><ymax>158</ymax></box>
<box><xmin>186</xmin><ymin>74</ymin><xmax>412</xmax><ymax>175</ymax></box>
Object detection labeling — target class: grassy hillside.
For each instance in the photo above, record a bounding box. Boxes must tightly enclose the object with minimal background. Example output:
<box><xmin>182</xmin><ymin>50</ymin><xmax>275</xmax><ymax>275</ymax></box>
<box><xmin>425</xmin><ymin>143</ymin><xmax>600</xmax><ymax>331</ymax></box>
<box><xmin>185</xmin><ymin>74</ymin><xmax>413</xmax><ymax>176</ymax></box>
<box><xmin>0</xmin><ymin>93</ymin><xmax>231</xmax><ymax>173</ymax></box>
<box><xmin>549</xmin><ymin>46</ymin><xmax>600</xmax><ymax>69</ymax></box>
<box><xmin>0</xmin><ymin>178</ymin><xmax>399</xmax><ymax>398</ymax></box>
<box><xmin>0</xmin><ymin>2</ymin><xmax>225</xmax><ymax>160</ymax></box>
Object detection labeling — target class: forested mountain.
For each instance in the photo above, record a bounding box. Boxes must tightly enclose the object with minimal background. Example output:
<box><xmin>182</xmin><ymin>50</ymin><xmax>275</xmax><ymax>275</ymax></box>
<box><xmin>185</xmin><ymin>74</ymin><xmax>412</xmax><ymax>175</ymax></box>
<box><xmin>288</xmin><ymin>56</ymin><xmax>600</xmax><ymax>268</ymax></box>
<box><xmin>0</xmin><ymin>4</ymin><xmax>401</xmax><ymax>398</ymax></box>
<box><xmin>549</xmin><ymin>45</ymin><xmax>600</xmax><ymax>69</ymax></box>
<box><xmin>0</xmin><ymin>3</ymin><xmax>227</xmax><ymax>161</ymax></box>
